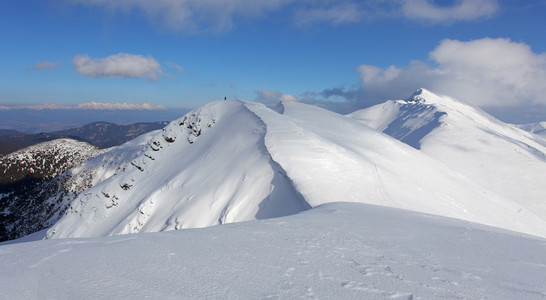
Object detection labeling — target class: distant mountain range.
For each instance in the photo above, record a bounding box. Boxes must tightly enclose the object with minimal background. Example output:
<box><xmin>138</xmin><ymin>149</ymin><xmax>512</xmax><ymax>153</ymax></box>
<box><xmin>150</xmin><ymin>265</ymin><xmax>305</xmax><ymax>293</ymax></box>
<box><xmin>0</xmin><ymin>121</ymin><xmax>168</xmax><ymax>155</ymax></box>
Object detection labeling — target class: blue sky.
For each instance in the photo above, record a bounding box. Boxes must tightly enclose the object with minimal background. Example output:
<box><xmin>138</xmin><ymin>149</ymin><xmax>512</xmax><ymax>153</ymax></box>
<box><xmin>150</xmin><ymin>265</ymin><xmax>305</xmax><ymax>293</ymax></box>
<box><xmin>1</xmin><ymin>0</ymin><xmax>546</xmax><ymax>131</ymax></box>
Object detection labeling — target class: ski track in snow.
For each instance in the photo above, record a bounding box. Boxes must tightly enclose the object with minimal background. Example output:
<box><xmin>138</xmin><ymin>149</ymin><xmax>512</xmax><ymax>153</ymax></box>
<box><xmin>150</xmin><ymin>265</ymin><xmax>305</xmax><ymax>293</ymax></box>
<box><xmin>1</xmin><ymin>203</ymin><xmax>546</xmax><ymax>299</ymax></box>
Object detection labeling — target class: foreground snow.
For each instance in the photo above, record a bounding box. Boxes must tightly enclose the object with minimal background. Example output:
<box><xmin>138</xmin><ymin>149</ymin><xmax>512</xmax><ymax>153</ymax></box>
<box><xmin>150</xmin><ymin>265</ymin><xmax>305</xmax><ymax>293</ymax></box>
<box><xmin>1</xmin><ymin>203</ymin><xmax>545</xmax><ymax>299</ymax></box>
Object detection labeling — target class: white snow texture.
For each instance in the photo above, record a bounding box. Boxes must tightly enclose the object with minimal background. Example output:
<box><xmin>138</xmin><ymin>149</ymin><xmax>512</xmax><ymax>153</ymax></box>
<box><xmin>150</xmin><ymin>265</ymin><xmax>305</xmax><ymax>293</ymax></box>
<box><xmin>2</xmin><ymin>203</ymin><xmax>546</xmax><ymax>299</ymax></box>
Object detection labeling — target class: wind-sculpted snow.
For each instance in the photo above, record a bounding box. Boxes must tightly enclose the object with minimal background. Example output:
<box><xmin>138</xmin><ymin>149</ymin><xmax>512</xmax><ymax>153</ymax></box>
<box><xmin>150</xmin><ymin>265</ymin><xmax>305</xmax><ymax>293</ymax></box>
<box><xmin>348</xmin><ymin>96</ymin><xmax>446</xmax><ymax>149</ymax></box>
<box><xmin>2</xmin><ymin>203</ymin><xmax>546</xmax><ymax>299</ymax></box>
<box><xmin>350</xmin><ymin>88</ymin><xmax>546</xmax><ymax>221</ymax></box>
<box><xmin>46</xmin><ymin>98</ymin><xmax>546</xmax><ymax>239</ymax></box>
<box><xmin>248</xmin><ymin>100</ymin><xmax>546</xmax><ymax>237</ymax></box>
<box><xmin>47</xmin><ymin>101</ymin><xmax>309</xmax><ymax>238</ymax></box>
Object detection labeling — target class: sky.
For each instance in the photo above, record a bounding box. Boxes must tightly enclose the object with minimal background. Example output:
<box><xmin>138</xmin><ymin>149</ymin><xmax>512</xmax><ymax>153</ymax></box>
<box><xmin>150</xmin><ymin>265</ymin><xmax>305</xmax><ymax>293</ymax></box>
<box><xmin>1</xmin><ymin>0</ymin><xmax>546</xmax><ymax>131</ymax></box>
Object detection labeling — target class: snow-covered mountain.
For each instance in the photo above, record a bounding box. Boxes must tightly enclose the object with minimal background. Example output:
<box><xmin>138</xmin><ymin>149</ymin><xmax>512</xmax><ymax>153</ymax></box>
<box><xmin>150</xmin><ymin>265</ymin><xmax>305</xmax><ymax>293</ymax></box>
<box><xmin>0</xmin><ymin>139</ymin><xmax>110</xmax><ymax>241</ymax></box>
<box><xmin>2</xmin><ymin>202</ymin><xmax>546</xmax><ymax>299</ymax></box>
<box><xmin>53</xmin><ymin>121</ymin><xmax>169</xmax><ymax>148</ymax></box>
<box><xmin>46</xmin><ymin>99</ymin><xmax>546</xmax><ymax>239</ymax></box>
<box><xmin>349</xmin><ymin>88</ymin><xmax>546</xmax><ymax>222</ymax></box>
<box><xmin>0</xmin><ymin>121</ymin><xmax>168</xmax><ymax>154</ymax></box>
<box><xmin>0</xmin><ymin>138</ymin><xmax>106</xmax><ymax>184</ymax></box>
<box><xmin>0</xmin><ymin>131</ymin><xmax>164</xmax><ymax>242</ymax></box>
<box><xmin>515</xmin><ymin>121</ymin><xmax>546</xmax><ymax>138</ymax></box>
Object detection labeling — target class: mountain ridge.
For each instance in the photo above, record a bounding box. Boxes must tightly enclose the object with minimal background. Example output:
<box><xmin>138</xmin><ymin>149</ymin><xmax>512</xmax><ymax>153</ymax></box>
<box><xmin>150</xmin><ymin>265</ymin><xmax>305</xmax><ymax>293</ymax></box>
<box><xmin>46</xmin><ymin>97</ymin><xmax>546</xmax><ymax>239</ymax></box>
<box><xmin>0</xmin><ymin>121</ymin><xmax>168</xmax><ymax>155</ymax></box>
<box><xmin>349</xmin><ymin>88</ymin><xmax>546</xmax><ymax>221</ymax></box>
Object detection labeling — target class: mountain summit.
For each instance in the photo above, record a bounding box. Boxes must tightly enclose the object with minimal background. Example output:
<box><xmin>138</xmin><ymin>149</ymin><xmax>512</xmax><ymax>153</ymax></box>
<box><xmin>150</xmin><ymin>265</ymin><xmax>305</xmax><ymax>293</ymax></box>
<box><xmin>350</xmin><ymin>88</ymin><xmax>546</xmax><ymax>221</ymax></box>
<box><xmin>46</xmin><ymin>98</ymin><xmax>546</xmax><ymax>239</ymax></box>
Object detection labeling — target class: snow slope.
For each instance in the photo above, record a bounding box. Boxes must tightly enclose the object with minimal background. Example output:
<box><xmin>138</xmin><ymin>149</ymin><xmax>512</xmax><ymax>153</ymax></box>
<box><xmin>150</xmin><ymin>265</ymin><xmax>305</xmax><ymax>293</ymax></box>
<box><xmin>47</xmin><ymin>100</ymin><xmax>546</xmax><ymax>239</ymax></box>
<box><xmin>63</xmin><ymin>130</ymin><xmax>160</xmax><ymax>194</ymax></box>
<box><xmin>349</xmin><ymin>88</ymin><xmax>546</xmax><ymax>221</ymax></box>
<box><xmin>2</xmin><ymin>202</ymin><xmax>546</xmax><ymax>299</ymax></box>
<box><xmin>47</xmin><ymin>101</ymin><xmax>309</xmax><ymax>238</ymax></box>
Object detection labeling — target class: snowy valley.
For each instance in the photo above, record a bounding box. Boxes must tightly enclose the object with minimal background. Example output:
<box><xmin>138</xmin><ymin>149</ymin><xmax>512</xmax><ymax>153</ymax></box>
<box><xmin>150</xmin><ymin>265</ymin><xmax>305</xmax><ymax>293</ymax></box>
<box><xmin>1</xmin><ymin>89</ymin><xmax>546</xmax><ymax>298</ymax></box>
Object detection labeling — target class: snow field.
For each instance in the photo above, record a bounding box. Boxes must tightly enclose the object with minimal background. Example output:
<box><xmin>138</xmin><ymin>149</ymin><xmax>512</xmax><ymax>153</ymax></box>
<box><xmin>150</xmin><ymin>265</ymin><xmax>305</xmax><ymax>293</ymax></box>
<box><xmin>1</xmin><ymin>203</ymin><xmax>546</xmax><ymax>299</ymax></box>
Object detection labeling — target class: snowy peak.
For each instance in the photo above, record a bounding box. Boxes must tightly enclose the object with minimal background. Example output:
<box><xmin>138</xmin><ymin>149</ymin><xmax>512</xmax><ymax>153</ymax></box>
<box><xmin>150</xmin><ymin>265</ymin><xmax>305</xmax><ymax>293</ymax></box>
<box><xmin>350</xmin><ymin>89</ymin><xmax>546</xmax><ymax>223</ymax></box>
<box><xmin>350</xmin><ymin>88</ymin><xmax>546</xmax><ymax>152</ymax></box>
<box><xmin>348</xmin><ymin>89</ymin><xmax>449</xmax><ymax>149</ymax></box>
<box><xmin>408</xmin><ymin>88</ymin><xmax>456</xmax><ymax>105</ymax></box>
<box><xmin>407</xmin><ymin>88</ymin><xmax>477</xmax><ymax>110</ymax></box>
<box><xmin>46</xmin><ymin>101</ymin><xmax>309</xmax><ymax>238</ymax></box>
<box><xmin>46</xmin><ymin>99</ymin><xmax>546</xmax><ymax>239</ymax></box>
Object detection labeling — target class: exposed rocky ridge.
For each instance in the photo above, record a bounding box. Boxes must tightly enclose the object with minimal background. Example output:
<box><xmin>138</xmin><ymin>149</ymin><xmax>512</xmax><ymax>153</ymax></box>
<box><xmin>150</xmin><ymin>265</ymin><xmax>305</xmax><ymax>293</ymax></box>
<box><xmin>0</xmin><ymin>139</ymin><xmax>110</xmax><ymax>241</ymax></box>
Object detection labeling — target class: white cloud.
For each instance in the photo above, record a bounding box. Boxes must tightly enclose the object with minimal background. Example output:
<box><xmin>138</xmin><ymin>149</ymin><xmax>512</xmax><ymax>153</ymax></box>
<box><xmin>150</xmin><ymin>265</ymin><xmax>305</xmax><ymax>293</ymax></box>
<box><xmin>0</xmin><ymin>102</ymin><xmax>166</xmax><ymax>111</ymax></box>
<box><xmin>70</xmin><ymin>0</ymin><xmax>294</xmax><ymax>33</ymax></box>
<box><xmin>0</xmin><ymin>104</ymin><xmax>71</xmax><ymax>110</ymax></box>
<box><xmin>355</xmin><ymin>38</ymin><xmax>546</xmax><ymax>107</ymax></box>
<box><xmin>68</xmin><ymin>0</ymin><xmax>497</xmax><ymax>33</ymax></box>
<box><xmin>255</xmin><ymin>90</ymin><xmax>298</xmax><ymax>106</ymax></box>
<box><xmin>295</xmin><ymin>2</ymin><xmax>365</xmax><ymax>27</ymax></box>
<box><xmin>166</xmin><ymin>61</ymin><xmax>184</xmax><ymax>74</ymax></box>
<box><xmin>75</xmin><ymin>102</ymin><xmax>166</xmax><ymax>110</ymax></box>
<box><xmin>27</xmin><ymin>61</ymin><xmax>59</xmax><ymax>71</ymax></box>
<box><xmin>73</xmin><ymin>53</ymin><xmax>162</xmax><ymax>80</ymax></box>
<box><xmin>401</xmin><ymin>0</ymin><xmax>499</xmax><ymax>23</ymax></box>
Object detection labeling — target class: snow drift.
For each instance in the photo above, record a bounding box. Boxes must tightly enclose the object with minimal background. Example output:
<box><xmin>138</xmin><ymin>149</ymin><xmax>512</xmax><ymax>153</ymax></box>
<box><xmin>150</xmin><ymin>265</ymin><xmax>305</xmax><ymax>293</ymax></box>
<box><xmin>3</xmin><ymin>202</ymin><xmax>546</xmax><ymax>299</ymax></box>
<box><xmin>46</xmin><ymin>97</ymin><xmax>546</xmax><ymax>239</ymax></box>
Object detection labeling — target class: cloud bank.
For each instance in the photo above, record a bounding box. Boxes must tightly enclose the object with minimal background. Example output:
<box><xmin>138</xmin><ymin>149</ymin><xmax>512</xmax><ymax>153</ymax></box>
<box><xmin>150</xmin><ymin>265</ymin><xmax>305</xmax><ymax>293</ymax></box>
<box><xmin>0</xmin><ymin>102</ymin><xmax>166</xmax><ymax>111</ymax></box>
<box><xmin>352</xmin><ymin>38</ymin><xmax>546</xmax><ymax>108</ymax></box>
<box><xmin>255</xmin><ymin>90</ymin><xmax>298</xmax><ymax>106</ymax></box>
<box><xmin>27</xmin><ymin>61</ymin><xmax>59</xmax><ymax>71</ymax></box>
<box><xmin>69</xmin><ymin>0</ymin><xmax>499</xmax><ymax>33</ymax></box>
<box><xmin>73</xmin><ymin>53</ymin><xmax>163</xmax><ymax>80</ymax></box>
